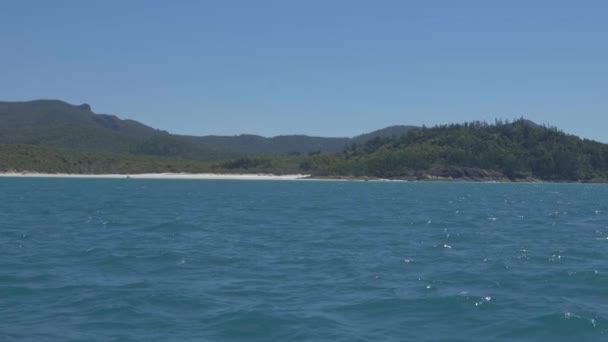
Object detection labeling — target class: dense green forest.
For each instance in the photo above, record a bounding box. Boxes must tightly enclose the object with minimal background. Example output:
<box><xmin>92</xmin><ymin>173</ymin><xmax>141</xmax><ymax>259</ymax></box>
<box><xmin>307</xmin><ymin>119</ymin><xmax>608</xmax><ymax>181</ymax></box>
<box><xmin>209</xmin><ymin>119</ymin><xmax>608</xmax><ymax>182</ymax></box>
<box><xmin>1</xmin><ymin>117</ymin><xmax>607</xmax><ymax>182</ymax></box>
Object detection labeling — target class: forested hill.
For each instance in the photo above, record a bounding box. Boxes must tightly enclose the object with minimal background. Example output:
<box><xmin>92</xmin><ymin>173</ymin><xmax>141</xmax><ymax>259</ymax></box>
<box><xmin>309</xmin><ymin>120</ymin><xmax>608</xmax><ymax>181</ymax></box>
<box><xmin>3</xmin><ymin>100</ymin><xmax>605</xmax><ymax>181</ymax></box>
<box><xmin>1</xmin><ymin>118</ymin><xmax>607</xmax><ymax>182</ymax></box>
<box><xmin>0</xmin><ymin>100</ymin><xmax>158</xmax><ymax>152</ymax></box>
<box><xmin>351</xmin><ymin>125</ymin><xmax>418</xmax><ymax>144</ymax></box>
<box><xmin>0</xmin><ymin>100</ymin><xmax>416</xmax><ymax>159</ymax></box>
<box><xmin>0</xmin><ymin>100</ymin><xmax>227</xmax><ymax>160</ymax></box>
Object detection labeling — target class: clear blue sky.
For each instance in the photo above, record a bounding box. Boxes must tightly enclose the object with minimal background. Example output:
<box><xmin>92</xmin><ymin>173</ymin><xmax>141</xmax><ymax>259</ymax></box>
<box><xmin>1</xmin><ymin>0</ymin><xmax>606</xmax><ymax>141</ymax></box>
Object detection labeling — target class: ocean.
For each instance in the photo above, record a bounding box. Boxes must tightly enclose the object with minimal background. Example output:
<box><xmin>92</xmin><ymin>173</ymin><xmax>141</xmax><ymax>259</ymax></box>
<box><xmin>1</xmin><ymin>178</ymin><xmax>607</xmax><ymax>341</ymax></box>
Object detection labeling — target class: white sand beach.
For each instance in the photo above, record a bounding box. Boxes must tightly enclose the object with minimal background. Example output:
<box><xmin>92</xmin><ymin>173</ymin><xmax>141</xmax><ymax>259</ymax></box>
<box><xmin>0</xmin><ymin>172</ymin><xmax>310</xmax><ymax>180</ymax></box>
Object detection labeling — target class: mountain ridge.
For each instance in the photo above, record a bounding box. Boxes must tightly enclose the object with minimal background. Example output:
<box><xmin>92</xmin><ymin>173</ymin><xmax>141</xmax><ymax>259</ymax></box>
<box><xmin>2</xmin><ymin>119</ymin><xmax>607</xmax><ymax>182</ymax></box>
<box><xmin>0</xmin><ymin>99</ymin><xmax>420</xmax><ymax>159</ymax></box>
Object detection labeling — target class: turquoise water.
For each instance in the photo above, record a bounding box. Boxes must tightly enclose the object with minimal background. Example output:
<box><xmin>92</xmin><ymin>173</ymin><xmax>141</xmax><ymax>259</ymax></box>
<box><xmin>1</xmin><ymin>179</ymin><xmax>608</xmax><ymax>341</ymax></box>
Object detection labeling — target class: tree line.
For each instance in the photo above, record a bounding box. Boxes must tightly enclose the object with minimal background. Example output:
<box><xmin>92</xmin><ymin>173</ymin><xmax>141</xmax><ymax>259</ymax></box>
<box><xmin>2</xmin><ymin>119</ymin><xmax>607</xmax><ymax>181</ymax></box>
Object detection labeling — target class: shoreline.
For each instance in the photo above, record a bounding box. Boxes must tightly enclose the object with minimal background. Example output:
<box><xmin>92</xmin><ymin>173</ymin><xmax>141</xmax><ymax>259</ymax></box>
<box><xmin>0</xmin><ymin>172</ymin><xmax>310</xmax><ymax>180</ymax></box>
<box><xmin>0</xmin><ymin>172</ymin><xmax>605</xmax><ymax>183</ymax></box>
<box><xmin>307</xmin><ymin>175</ymin><xmax>608</xmax><ymax>184</ymax></box>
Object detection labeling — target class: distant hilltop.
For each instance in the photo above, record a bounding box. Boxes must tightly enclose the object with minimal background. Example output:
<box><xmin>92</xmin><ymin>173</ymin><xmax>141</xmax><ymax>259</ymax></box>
<box><xmin>2</xmin><ymin>99</ymin><xmax>607</xmax><ymax>182</ymax></box>
<box><xmin>0</xmin><ymin>99</ymin><xmax>416</xmax><ymax>160</ymax></box>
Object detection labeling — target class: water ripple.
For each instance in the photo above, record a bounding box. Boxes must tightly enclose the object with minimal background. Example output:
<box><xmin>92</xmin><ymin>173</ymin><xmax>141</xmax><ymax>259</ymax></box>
<box><xmin>1</xmin><ymin>179</ymin><xmax>608</xmax><ymax>340</ymax></box>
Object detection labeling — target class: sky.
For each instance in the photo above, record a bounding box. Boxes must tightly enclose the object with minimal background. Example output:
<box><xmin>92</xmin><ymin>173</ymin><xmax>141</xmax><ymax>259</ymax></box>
<box><xmin>1</xmin><ymin>0</ymin><xmax>607</xmax><ymax>142</ymax></box>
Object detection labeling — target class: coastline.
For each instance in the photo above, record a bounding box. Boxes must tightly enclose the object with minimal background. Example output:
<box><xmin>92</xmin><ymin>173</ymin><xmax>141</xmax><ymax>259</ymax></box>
<box><xmin>307</xmin><ymin>175</ymin><xmax>608</xmax><ymax>184</ymax></box>
<box><xmin>0</xmin><ymin>172</ymin><xmax>605</xmax><ymax>183</ymax></box>
<box><xmin>0</xmin><ymin>172</ymin><xmax>310</xmax><ymax>180</ymax></box>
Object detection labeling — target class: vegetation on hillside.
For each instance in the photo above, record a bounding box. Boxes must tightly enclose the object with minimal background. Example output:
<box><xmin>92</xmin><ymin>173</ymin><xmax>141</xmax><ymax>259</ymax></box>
<box><xmin>0</xmin><ymin>100</ymin><xmax>409</xmax><ymax>159</ymax></box>
<box><xmin>0</xmin><ymin>144</ymin><xmax>215</xmax><ymax>174</ymax></box>
<box><xmin>1</xmin><ymin>117</ymin><xmax>607</xmax><ymax>182</ymax></box>
<box><xmin>308</xmin><ymin>119</ymin><xmax>608</xmax><ymax>181</ymax></box>
<box><xmin>0</xmin><ymin>144</ymin><xmax>306</xmax><ymax>175</ymax></box>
